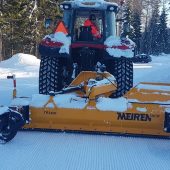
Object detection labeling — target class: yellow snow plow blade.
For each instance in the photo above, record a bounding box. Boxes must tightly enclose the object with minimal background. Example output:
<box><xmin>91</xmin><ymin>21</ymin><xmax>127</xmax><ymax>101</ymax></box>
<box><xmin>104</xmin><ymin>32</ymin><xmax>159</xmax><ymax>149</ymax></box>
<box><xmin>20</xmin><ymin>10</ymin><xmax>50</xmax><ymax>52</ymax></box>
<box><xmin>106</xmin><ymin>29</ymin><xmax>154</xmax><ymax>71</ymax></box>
<box><xmin>126</xmin><ymin>82</ymin><xmax>170</xmax><ymax>104</ymax></box>
<box><xmin>24</xmin><ymin>72</ymin><xmax>170</xmax><ymax>137</ymax></box>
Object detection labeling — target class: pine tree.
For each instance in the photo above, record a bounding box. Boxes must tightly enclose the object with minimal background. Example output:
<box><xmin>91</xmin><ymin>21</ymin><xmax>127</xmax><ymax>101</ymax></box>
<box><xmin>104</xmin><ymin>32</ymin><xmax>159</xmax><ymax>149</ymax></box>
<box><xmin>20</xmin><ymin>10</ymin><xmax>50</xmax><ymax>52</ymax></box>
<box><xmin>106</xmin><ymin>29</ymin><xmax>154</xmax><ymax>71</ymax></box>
<box><xmin>141</xmin><ymin>27</ymin><xmax>149</xmax><ymax>54</ymax></box>
<box><xmin>0</xmin><ymin>0</ymin><xmax>63</xmax><ymax>59</ymax></box>
<box><xmin>120</xmin><ymin>0</ymin><xmax>132</xmax><ymax>38</ymax></box>
<box><xmin>158</xmin><ymin>8</ymin><xmax>168</xmax><ymax>54</ymax></box>
<box><xmin>130</xmin><ymin>11</ymin><xmax>142</xmax><ymax>54</ymax></box>
<box><xmin>148</xmin><ymin>0</ymin><xmax>160</xmax><ymax>55</ymax></box>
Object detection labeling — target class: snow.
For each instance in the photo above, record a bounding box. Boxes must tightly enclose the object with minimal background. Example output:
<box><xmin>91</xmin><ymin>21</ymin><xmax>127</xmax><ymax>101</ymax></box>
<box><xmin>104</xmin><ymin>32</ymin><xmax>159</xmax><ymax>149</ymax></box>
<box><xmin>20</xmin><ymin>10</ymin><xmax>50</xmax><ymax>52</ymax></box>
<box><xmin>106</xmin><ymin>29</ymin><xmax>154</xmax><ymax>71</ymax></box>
<box><xmin>128</xmin><ymin>98</ymin><xmax>170</xmax><ymax>105</ymax></box>
<box><xmin>104</xmin><ymin>36</ymin><xmax>135</xmax><ymax>58</ymax></box>
<box><xmin>1</xmin><ymin>53</ymin><xmax>170</xmax><ymax>169</ymax></box>
<box><xmin>137</xmin><ymin>84</ymin><xmax>170</xmax><ymax>92</ymax></box>
<box><xmin>104</xmin><ymin>36</ymin><xmax>122</xmax><ymax>46</ymax></box>
<box><xmin>96</xmin><ymin>97</ymin><xmax>128</xmax><ymax>112</ymax></box>
<box><xmin>30</xmin><ymin>93</ymin><xmax>87</xmax><ymax>109</ymax></box>
<box><xmin>0</xmin><ymin>53</ymin><xmax>39</xmax><ymax>67</ymax></box>
<box><xmin>165</xmin><ymin>108</ymin><xmax>170</xmax><ymax>113</ymax></box>
<box><xmin>11</xmin><ymin>98</ymin><xmax>30</xmax><ymax>106</ymax></box>
<box><xmin>0</xmin><ymin>106</ymin><xmax>9</xmax><ymax>115</ymax></box>
<box><xmin>106</xmin><ymin>48</ymin><xmax>134</xmax><ymax>58</ymax></box>
<box><xmin>74</xmin><ymin>0</ymin><xmax>118</xmax><ymax>8</ymax></box>
<box><xmin>136</xmin><ymin>107</ymin><xmax>147</xmax><ymax>112</ymax></box>
<box><xmin>44</xmin><ymin>32</ymin><xmax>71</xmax><ymax>54</ymax></box>
<box><xmin>87</xmin><ymin>75</ymin><xmax>116</xmax><ymax>86</ymax></box>
<box><xmin>74</xmin><ymin>0</ymin><xmax>107</xmax><ymax>8</ymax></box>
<box><xmin>31</xmin><ymin>93</ymin><xmax>127</xmax><ymax>112</ymax></box>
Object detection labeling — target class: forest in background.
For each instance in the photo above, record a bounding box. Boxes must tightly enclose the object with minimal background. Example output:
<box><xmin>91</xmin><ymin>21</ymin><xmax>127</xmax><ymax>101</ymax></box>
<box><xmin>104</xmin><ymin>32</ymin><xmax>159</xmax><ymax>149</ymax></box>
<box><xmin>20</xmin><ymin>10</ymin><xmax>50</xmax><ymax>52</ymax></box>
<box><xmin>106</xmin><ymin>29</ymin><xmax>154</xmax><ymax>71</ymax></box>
<box><xmin>0</xmin><ymin>0</ymin><xmax>170</xmax><ymax>61</ymax></box>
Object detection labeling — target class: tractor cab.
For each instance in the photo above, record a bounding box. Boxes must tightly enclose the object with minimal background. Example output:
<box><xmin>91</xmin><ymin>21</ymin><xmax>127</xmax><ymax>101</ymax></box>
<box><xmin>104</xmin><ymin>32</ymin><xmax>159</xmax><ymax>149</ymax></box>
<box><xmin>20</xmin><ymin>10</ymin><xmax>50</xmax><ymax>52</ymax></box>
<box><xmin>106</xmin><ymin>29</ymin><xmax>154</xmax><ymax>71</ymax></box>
<box><xmin>39</xmin><ymin>0</ymin><xmax>134</xmax><ymax>98</ymax></box>
<box><xmin>51</xmin><ymin>1</ymin><xmax>119</xmax><ymax>43</ymax></box>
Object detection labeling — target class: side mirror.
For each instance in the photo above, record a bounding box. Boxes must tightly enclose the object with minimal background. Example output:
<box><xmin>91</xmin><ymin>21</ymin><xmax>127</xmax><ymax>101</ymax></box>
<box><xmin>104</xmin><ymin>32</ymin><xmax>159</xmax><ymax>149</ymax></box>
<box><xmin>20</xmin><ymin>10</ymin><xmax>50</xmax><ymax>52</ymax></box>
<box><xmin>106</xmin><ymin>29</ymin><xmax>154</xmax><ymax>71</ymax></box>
<box><xmin>44</xmin><ymin>18</ymin><xmax>53</xmax><ymax>29</ymax></box>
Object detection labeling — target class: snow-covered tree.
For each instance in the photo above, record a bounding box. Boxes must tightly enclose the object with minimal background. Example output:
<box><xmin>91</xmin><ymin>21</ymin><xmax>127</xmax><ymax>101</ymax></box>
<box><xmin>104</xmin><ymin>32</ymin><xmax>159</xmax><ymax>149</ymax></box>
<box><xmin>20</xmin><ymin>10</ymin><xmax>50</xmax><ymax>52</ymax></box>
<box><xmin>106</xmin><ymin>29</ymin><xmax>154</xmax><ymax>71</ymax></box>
<box><xmin>147</xmin><ymin>0</ymin><xmax>161</xmax><ymax>55</ymax></box>
<box><xmin>130</xmin><ymin>11</ymin><xmax>142</xmax><ymax>54</ymax></box>
<box><xmin>158</xmin><ymin>8</ymin><xmax>169</xmax><ymax>54</ymax></box>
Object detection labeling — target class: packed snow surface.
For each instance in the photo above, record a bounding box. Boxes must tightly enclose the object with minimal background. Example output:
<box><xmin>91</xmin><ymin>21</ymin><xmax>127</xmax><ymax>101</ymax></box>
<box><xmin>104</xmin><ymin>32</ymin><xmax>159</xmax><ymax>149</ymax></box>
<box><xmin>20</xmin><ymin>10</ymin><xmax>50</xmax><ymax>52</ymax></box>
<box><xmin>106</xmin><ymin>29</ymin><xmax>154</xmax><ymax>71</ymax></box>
<box><xmin>1</xmin><ymin>53</ymin><xmax>170</xmax><ymax>169</ymax></box>
<box><xmin>0</xmin><ymin>106</ymin><xmax>9</xmax><ymax>115</ymax></box>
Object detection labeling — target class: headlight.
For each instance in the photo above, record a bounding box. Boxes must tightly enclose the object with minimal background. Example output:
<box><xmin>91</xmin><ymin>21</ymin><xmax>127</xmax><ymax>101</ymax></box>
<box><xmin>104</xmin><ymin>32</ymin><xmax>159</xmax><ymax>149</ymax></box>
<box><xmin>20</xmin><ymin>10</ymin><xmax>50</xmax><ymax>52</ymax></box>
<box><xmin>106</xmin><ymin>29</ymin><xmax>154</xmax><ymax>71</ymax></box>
<box><xmin>59</xmin><ymin>4</ymin><xmax>64</xmax><ymax>9</ymax></box>
<box><xmin>59</xmin><ymin>4</ymin><xmax>71</xmax><ymax>10</ymax></box>
<box><xmin>107</xmin><ymin>5</ymin><xmax>118</xmax><ymax>12</ymax></box>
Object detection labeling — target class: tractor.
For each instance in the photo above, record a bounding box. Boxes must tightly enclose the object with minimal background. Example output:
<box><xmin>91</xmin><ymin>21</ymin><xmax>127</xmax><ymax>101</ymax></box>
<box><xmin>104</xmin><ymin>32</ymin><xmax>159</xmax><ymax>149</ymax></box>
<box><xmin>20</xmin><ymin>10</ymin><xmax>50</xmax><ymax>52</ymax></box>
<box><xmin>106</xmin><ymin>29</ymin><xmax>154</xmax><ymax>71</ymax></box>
<box><xmin>3</xmin><ymin>0</ymin><xmax>162</xmax><ymax>144</ymax></box>
<box><xmin>39</xmin><ymin>0</ymin><xmax>134</xmax><ymax>97</ymax></box>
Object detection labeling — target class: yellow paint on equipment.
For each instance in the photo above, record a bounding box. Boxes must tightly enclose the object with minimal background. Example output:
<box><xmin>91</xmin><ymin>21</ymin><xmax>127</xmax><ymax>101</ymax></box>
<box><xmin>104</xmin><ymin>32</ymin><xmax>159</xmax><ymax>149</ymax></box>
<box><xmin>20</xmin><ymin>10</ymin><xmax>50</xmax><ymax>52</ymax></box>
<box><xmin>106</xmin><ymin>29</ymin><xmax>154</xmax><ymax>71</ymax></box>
<box><xmin>24</xmin><ymin>71</ymin><xmax>170</xmax><ymax>137</ymax></box>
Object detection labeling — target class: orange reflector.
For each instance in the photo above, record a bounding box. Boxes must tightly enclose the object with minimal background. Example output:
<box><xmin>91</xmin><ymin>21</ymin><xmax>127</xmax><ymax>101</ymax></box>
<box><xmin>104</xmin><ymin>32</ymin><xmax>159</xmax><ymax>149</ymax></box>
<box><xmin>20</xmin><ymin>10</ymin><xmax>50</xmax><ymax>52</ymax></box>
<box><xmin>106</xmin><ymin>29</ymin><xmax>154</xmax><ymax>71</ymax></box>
<box><xmin>54</xmin><ymin>21</ymin><xmax>68</xmax><ymax>35</ymax></box>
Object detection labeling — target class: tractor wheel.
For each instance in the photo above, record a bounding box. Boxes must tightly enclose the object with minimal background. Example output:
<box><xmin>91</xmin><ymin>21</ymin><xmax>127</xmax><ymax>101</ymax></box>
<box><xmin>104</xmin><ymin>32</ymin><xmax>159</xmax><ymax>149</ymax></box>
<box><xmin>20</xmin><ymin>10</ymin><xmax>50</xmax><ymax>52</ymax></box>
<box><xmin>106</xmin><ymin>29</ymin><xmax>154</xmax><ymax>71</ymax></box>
<box><xmin>105</xmin><ymin>57</ymin><xmax>133</xmax><ymax>98</ymax></box>
<box><xmin>39</xmin><ymin>56</ymin><xmax>73</xmax><ymax>94</ymax></box>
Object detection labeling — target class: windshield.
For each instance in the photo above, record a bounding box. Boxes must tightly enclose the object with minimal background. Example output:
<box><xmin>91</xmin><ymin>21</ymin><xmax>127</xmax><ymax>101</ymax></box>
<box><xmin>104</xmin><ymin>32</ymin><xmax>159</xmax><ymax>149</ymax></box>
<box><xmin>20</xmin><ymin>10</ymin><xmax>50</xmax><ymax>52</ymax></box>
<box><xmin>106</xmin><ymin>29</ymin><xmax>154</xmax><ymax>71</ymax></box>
<box><xmin>73</xmin><ymin>10</ymin><xmax>103</xmax><ymax>42</ymax></box>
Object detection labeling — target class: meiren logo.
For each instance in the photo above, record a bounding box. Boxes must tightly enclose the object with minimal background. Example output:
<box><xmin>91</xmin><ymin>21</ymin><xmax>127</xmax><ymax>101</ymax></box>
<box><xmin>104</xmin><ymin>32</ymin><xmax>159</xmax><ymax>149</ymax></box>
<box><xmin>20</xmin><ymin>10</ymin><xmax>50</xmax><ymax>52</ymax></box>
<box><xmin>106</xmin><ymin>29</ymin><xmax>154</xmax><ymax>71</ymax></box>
<box><xmin>117</xmin><ymin>112</ymin><xmax>151</xmax><ymax>121</ymax></box>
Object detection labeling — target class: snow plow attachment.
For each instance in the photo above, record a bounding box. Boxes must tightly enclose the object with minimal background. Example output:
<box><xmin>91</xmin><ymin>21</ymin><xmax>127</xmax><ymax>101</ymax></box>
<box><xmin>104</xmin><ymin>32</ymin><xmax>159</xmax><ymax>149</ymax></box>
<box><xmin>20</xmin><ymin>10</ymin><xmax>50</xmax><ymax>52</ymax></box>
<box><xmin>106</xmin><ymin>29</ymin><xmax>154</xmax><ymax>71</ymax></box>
<box><xmin>2</xmin><ymin>71</ymin><xmax>170</xmax><ymax>143</ymax></box>
<box><xmin>22</xmin><ymin>71</ymin><xmax>170</xmax><ymax>138</ymax></box>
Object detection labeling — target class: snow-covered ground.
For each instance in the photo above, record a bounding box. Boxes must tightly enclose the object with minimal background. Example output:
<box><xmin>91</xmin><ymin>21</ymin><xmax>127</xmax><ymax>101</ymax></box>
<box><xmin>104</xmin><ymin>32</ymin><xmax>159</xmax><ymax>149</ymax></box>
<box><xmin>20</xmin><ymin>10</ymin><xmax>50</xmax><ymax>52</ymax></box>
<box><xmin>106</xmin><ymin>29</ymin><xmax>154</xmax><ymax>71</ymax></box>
<box><xmin>0</xmin><ymin>53</ymin><xmax>170</xmax><ymax>170</ymax></box>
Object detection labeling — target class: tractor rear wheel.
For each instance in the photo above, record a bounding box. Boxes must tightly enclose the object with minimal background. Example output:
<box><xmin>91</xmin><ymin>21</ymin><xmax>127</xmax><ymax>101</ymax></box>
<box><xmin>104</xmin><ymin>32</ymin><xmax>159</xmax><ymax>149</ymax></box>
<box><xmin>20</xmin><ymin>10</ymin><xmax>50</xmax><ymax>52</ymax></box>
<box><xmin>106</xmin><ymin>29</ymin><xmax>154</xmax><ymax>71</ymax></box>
<box><xmin>105</xmin><ymin>57</ymin><xmax>133</xmax><ymax>98</ymax></box>
<box><xmin>39</xmin><ymin>56</ymin><xmax>73</xmax><ymax>94</ymax></box>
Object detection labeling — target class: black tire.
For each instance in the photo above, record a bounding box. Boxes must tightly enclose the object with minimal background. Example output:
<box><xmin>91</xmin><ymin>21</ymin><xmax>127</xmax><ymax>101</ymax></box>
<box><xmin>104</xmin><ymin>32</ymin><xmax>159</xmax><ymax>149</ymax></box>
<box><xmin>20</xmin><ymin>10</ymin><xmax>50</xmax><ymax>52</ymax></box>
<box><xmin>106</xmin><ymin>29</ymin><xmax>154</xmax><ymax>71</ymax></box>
<box><xmin>105</xmin><ymin>57</ymin><xmax>133</xmax><ymax>98</ymax></box>
<box><xmin>0</xmin><ymin>112</ymin><xmax>23</xmax><ymax>144</ymax></box>
<box><xmin>39</xmin><ymin>56</ymin><xmax>73</xmax><ymax>94</ymax></box>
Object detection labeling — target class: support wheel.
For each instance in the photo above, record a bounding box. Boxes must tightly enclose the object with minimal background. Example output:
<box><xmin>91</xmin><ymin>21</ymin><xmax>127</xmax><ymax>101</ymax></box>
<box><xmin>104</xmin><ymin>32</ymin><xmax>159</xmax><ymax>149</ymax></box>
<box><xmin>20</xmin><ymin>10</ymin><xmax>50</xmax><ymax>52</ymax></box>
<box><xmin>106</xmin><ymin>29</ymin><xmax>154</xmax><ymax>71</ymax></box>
<box><xmin>0</xmin><ymin>112</ymin><xmax>24</xmax><ymax>144</ymax></box>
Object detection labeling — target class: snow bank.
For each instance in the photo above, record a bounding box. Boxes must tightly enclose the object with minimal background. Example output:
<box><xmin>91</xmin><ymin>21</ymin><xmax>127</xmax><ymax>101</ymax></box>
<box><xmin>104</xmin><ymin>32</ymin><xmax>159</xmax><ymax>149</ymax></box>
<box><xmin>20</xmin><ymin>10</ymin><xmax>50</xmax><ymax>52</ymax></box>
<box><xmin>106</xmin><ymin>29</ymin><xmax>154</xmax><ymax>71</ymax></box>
<box><xmin>0</xmin><ymin>53</ymin><xmax>40</xmax><ymax>68</ymax></box>
<box><xmin>44</xmin><ymin>32</ymin><xmax>71</xmax><ymax>54</ymax></box>
<box><xmin>104</xmin><ymin>36</ymin><xmax>135</xmax><ymax>58</ymax></box>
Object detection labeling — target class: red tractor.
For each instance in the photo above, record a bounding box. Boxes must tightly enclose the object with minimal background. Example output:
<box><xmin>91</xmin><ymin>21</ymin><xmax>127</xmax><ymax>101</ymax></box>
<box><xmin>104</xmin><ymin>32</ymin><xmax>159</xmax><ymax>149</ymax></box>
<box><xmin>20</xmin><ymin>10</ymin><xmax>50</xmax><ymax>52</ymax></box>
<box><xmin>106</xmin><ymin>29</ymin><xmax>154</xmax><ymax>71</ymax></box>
<box><xmin>39</xmin><ymin>0</ymin><xmax>135</xmax><ymax>97</ymax></box>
